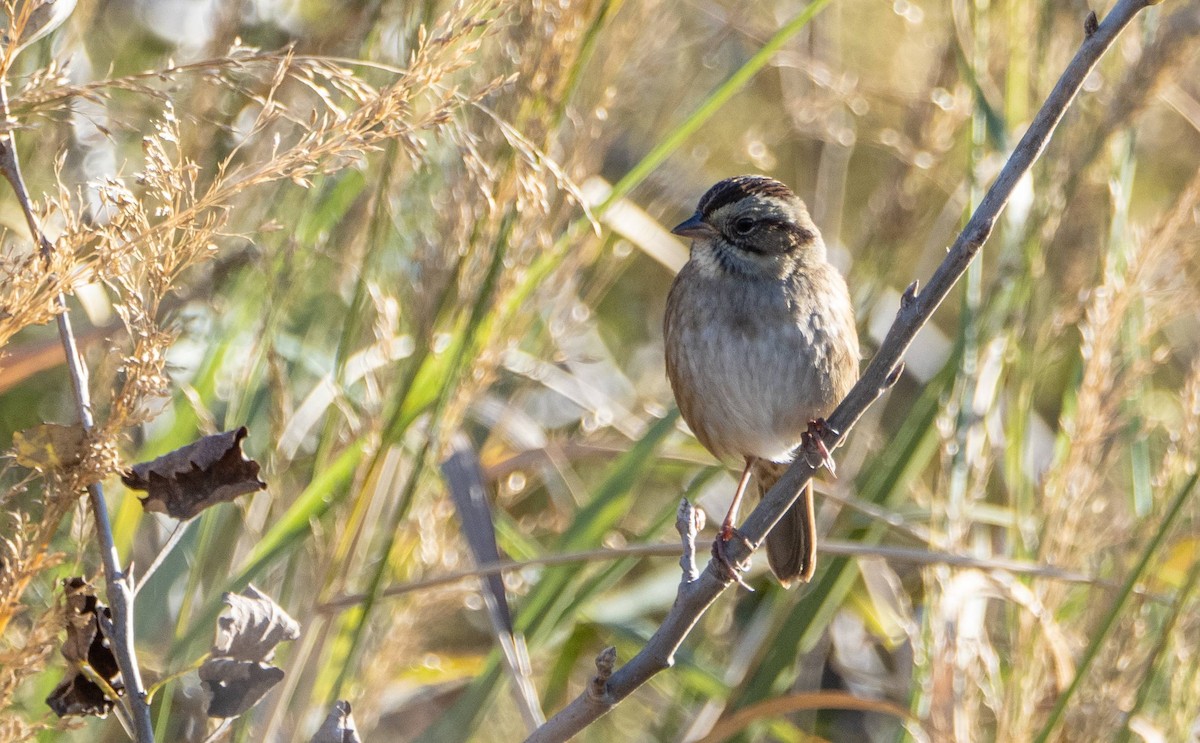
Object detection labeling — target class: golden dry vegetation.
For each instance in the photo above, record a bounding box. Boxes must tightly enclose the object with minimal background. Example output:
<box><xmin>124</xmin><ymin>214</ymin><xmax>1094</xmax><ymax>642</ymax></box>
<box><xmin>1</xmin><ymin>0</ymin><xmax>1199</xmax><ymax>741</ymax></box>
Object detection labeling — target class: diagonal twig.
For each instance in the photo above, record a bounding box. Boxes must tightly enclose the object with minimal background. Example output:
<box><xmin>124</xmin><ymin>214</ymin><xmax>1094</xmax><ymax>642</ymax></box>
<box><xmin>526</xmin><ymin>1</ymin><xmax>1158</xmax><ymax>739</ymax></box>
<box><xmin>314</xmin><ymin>536</ymin><xmax>1151</xmax><ymax>614</ymax></box>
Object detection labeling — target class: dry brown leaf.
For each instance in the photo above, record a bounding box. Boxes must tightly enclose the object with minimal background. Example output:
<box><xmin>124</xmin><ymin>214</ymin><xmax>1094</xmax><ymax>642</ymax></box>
<box><xmin>311</xmin><ymin>701</ymin><xmax>361</xmax><ymax>743</ymax></box>
<box><xmin>120</xmin><ymin>427</ymin><xmax>266</xmax><ymax>519</ymax></box>
<box><xmin>199</xmin><ymin>585</ymin><xmax>299</xmax><ymax>718</ymax></box>
<box><xmin>198</xmin><ymin>658</ymin><xmax>285</xmax><ymax>719</ymax></box>
<box><xmin>211</xmin><ymin>585</ymin><xmax>300</xmax><ymax>662</ymax></box>
<box><xmin>45</xmin><ymin>577</ymin><xmax>123</xmax><ymax>718</ymax></box>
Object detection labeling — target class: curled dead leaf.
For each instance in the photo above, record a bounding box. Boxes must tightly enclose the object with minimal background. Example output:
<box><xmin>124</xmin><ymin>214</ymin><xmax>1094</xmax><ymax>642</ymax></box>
<box><xmin>212</xmin><ymin>585</ymin><xmax>300</xmax><ymax>662</ymax></box>
<box><xmin>45</xmin><ymin>577</ymin><xmax>123</xmax><ymax>718</ymax></box>
<box><xmin>198</xmin><ymin>658</ymin><xmax>285</xmax><ymax>719</ymax></box>
<box><xmin>312</xmin><ymin>701</ymin><xmax>361</xmax><ymax>743</ymax></box>
<box><xmin>121</xmin><ymin>427</ymin><xmax>266</xmax><ymax>520</ymax></box>
<box><xmin>199</xmin><ymin>585</ymin><xmax>299</xmax><ymax>718</ymax></box>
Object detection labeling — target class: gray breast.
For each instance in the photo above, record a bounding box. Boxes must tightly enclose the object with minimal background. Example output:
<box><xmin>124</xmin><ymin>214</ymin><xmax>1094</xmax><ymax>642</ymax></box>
<box><xmin>665</xmin><ymin>267</ymin><xmax>850</xmax><ymax>463</ymax></box>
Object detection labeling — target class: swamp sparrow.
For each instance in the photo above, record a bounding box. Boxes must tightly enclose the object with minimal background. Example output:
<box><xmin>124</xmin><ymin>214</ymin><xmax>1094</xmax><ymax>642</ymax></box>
<box><xmin>664</xmin><ymin>175</ymin><xmax>859</xmax><ymax>585</ymax></box>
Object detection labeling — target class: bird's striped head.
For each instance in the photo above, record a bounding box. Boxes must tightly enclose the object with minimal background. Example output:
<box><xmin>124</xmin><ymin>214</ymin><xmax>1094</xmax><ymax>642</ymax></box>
<box><xmin>672</xmin><ymin>175</ymin><xmax>823</xmax><ymax>278</ymax></box>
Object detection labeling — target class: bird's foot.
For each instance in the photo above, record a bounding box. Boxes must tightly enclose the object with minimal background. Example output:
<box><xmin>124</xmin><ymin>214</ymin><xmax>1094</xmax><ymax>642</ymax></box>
<box><xmin>712</xmin><ymin>526</ymin><xmax>754</xmax><ymax>590</ymax></box>
<box><xmin>801</xmin><ymin>418</ymin><xmax>838</xmax><ymax>478</ymax></box>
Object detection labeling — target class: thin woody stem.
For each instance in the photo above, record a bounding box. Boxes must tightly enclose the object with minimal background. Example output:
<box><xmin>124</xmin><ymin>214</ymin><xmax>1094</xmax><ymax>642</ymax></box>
<box><xmin>0</xmin><ymin>83</ymin><xmax>156</xmax><ymax>742</ymax></box>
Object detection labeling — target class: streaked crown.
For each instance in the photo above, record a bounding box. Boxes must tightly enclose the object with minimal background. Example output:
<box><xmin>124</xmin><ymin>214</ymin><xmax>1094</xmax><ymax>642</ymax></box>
<box><xmin>696</xmin><ymin>175</ymin><xmax>799</xmax><ymax>219</ymax></box>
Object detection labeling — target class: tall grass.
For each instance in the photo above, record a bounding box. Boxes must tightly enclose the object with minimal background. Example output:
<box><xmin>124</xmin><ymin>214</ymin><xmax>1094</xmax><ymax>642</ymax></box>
<box><xmin>1</xmin><ymin>1</ymin><xmax>1198</xmax><ymax>741</ymax></box>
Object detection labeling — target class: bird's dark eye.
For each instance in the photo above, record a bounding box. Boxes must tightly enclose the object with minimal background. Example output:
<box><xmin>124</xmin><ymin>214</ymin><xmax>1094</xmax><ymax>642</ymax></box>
<box><xmin>733</xmin><ymin>217</ymin><xmax>756</xmax><ymax>235</ymax></box>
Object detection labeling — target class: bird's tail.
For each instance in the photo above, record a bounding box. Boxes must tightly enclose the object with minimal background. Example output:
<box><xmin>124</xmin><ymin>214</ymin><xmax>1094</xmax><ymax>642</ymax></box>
<box><xmin>753</xmin><ymin>459</ymin><xmax>817</xmax><ymax>586</ymax></box>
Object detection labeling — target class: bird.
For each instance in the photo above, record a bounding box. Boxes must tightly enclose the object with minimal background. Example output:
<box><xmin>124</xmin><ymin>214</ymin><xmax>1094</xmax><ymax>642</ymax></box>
<box><xmin>664</xmin><ymin>175</ymin><xmax>860</xmax><ymax>586</ymax></box>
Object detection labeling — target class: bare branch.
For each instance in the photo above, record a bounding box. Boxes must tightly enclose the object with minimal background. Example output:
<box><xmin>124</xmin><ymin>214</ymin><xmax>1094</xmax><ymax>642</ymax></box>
<box><xmin>675</xmin><ymin>500</ymin><xmax>703</xmax><ymax>584</ymax></box>
<box><xmin>526</xmin><ymin>1</ymin><xmax>1156</xmax><ymax>740</ymax></box>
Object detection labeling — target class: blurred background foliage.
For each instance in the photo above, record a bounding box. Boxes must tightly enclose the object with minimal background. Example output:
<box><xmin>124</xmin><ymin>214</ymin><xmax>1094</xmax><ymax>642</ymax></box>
<box><xmin>2</xmin><ymin>0</ymin><xmax>1200</xmax><ymax>740</ymax></box>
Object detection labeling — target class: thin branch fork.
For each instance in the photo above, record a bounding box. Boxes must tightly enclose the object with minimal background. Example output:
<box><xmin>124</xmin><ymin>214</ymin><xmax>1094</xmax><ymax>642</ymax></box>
<box><xmin>0</xmin><ymin>85</ymin><xmax>157</xmax><ymax>741</ymax></box>
<box><xmin>526</xmin><ymin>1</ymin><xmax>1157</xmax><ymax>740</ymax></box>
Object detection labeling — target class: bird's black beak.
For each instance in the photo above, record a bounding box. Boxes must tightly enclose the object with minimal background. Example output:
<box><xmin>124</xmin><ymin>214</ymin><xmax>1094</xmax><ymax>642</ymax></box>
<box><xmin>671</xmin><ymin>212</ymin><xmax>714</xmax><ymax>239</ymax></box>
